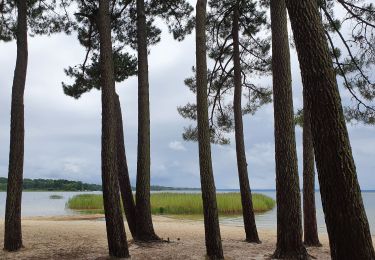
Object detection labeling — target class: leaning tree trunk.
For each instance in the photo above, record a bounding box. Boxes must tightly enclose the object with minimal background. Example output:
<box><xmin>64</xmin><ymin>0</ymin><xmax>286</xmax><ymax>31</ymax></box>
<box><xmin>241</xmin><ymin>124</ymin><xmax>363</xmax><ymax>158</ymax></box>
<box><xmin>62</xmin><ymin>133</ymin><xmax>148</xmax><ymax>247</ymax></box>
<box><xmin>270</xmin><ymin>0</ymin><xmax>308</xmax><ymax>258</ymax></box>
<box><xmin>115</xmin><ymin>94</ymin><xmax>137</xmax><ymax>239</ymax></box>
<box><xmin>196</xmin><ymin>0</ymin><xmax>224</xmax><ymax>259</ymax></box>
<box><xmin>232</xmin><ymin>3</ymin><xmax>260</xmax><ymax>244</ymax></box>
<box><xmin>302</xmin><ymin>93</ymin><xmax>321</xmax><ymax>247</ymax></box>
<box><xmin>135</xmin><ymin>0</ymin><xmax>159</xmax><ymax>241</ymax></box>
<box><xmin>96</xmin><ymin>0</ymin><xmax>129</xmax><ymax>257</ymax></box>
<box><xmin>285</xmin><ymin>0</ymin><xmax>375</xmax><ymax>258</ymax></box>
<box><xmin>4</xmin><ymin>0</ymin><xmax>28</xmax><ymax>252</ymax></box>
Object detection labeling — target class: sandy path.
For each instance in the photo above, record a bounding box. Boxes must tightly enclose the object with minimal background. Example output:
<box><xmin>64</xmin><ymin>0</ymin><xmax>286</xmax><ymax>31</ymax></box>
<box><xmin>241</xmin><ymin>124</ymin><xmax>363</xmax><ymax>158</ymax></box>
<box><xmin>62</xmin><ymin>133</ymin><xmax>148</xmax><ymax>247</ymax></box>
<box><xmin>0</xmin><ymin>215</ymin><xmax>355</xmax><ymax>259</ymax></box>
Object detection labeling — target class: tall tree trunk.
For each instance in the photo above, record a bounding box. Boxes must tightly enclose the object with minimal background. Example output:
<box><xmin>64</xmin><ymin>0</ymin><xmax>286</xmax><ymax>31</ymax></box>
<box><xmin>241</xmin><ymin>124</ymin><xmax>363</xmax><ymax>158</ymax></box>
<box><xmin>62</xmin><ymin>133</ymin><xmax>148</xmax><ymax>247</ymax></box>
<box><xmin>196</xmin><ymin>0</ymin><xmax>224</xmax><ymax>259</ymax></box>
<box><xmin>4</xmin><ymin>0</ymin><xmax>28</xmax><ymax>252</ymax></box>
<box><xmin>135</xmin><ymin>0</ymin><xmax>159</xmax><ymax>241</ymax></box>
<box><xmin>115</xmin><ymin>94</ymin><xmax>137</xmax><ymax>239</ymax></box>
<box><xmin>302</xmin><ymin>92</ymin><xmax>321</xmax><ymax>247</ymax></box>
<box><xmin>270</xmin><ymin>0</ymin><xmax>307</xmax><ymax>258</ymax></box>
<box><xmin>232</xmin><ymin>3</ymin><xmax>260</xmax><ymax>244</ymax></box>
<box><xmin>285</xmin><ymin>0</ymin><xmax>375</xmax><ymax>258</ymax></box>
<box><xmin>96</xmin><ymin>0</ymin><xmax>129</xmax><ymax>257</ymax></box>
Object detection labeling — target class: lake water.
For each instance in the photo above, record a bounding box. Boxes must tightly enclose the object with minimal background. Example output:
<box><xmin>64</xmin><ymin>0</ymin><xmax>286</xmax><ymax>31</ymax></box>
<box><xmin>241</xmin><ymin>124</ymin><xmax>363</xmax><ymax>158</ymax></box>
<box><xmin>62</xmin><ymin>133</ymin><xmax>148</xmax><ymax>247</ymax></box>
<box><xmin>221</xmin><ymin>191</ymin><xmax>375</xmax><ymax>235</ymax></box>
<box><xmin>0</xmin><ymin>190</ymin><xmax>374</xmax><ymax>235</ymax></box>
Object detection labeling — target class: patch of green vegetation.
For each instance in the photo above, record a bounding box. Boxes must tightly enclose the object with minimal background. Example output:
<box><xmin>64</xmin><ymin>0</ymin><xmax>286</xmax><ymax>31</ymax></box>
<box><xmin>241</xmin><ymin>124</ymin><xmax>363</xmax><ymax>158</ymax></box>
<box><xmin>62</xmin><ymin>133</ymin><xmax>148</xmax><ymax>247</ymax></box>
<box><xmin>67</xmin><ymin>194</ymin><xmax>104</xmax><ymax>210</ymax></box>
<box><xmin>49</xmin><ymin>195</ymin><xmax>64</xmax><ymax>199</ymax></box>
<box><xmin>66</xmin><ymin>192</ymin><xmax>275</xmax><ymax>215</ymax></box>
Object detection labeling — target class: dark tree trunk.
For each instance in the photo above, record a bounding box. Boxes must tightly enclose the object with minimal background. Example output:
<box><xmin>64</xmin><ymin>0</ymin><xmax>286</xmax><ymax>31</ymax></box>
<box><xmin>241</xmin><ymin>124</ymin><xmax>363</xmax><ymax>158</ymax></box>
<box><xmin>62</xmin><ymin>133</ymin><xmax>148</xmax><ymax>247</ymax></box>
<box><xmin>4</xmin><ymin>0</ymin><xmax>28</xmax><ymax>252</ymax></box>
<box><xmin>195</xmin><ymin>0</ymin><xmax>224</xmax><ymax>259</ymax></box>
<box><xmin>285</xmin><ymin>0</ymin><xmax>375</xmax><ymax>259</ymax></box>
<box><xmin>270</xmin><ymin>0</ymin><xmax>308</xmax><ymax>258</ymax></box>
<box><xmin>96</xmin><ymin>0</ymin><xmax>129</xmax><ymax>257</ymax></box>
<box><xmin>115</xmin><ymin>94</ymin><xmax>137</xmax><ymax>239</ymax></box>
<box><xmin>232</xmin><ymin>3</ymin><xmax>260</xmax><ymax>244</ymax></box>
<box><xmin>135</xmin><ymin>0</ymin><xmax>159</xmax><ymax>241</ymax></box>
<box><xmin>302</xmin><ymin>93</ymin><xmax>321</xmax><ymax>247</ymax></box>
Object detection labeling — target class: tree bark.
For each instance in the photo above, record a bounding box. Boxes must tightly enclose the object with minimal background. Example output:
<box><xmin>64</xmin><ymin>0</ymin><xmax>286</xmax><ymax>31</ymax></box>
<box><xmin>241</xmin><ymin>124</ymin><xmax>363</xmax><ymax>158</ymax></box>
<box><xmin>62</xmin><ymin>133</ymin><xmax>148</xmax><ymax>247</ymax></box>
<box><xmin>115</xmin><ymin>94</ymin><xmax>137</xmax><ymax>239</ymax></box>
<box><xmin>302</xmin><ymin>93</ymin><xmax>321</xmax><ymax>247</ymax></box>
<box><xmin>96</xmin><ymin>0</ymin><xmax>129</xmax><ymax>257</ymax></box>
<box><xmin>135</xmin><ymin>0</ymin><xmax>159</xmax><ymax>241</ymax></box>
<box><xmin>232</xmin><ymin>3</ymin><xmax>260</xmax><ymax>244</ymax></box>
<box><xmin>196</xmin><ymin>0</ymin><xmax>224</xmax><ymax>259</ymax></box>
<box><xmin>270</xmin><ymin>0</ymin><xmax>308</xmax><ymax>258</ymax></box>
<box><xmin>285</xmin><ymin>0</ymin><xmax>375</xmax><ymax>258</ymax></box>
<box><xmin>4</xmin><ymin>0</ymin><xmax>28</xmax><ymax>252</ymax></box>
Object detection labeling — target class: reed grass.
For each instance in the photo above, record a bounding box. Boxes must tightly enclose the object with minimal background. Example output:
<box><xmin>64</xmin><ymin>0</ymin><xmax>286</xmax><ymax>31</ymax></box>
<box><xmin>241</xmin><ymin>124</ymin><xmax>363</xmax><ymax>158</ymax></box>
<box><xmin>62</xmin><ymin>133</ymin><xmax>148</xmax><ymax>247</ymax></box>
<box><xmin>67</xmin><ymin>192</ymin><xmax>275</xmax><ymax>215</ymax></box>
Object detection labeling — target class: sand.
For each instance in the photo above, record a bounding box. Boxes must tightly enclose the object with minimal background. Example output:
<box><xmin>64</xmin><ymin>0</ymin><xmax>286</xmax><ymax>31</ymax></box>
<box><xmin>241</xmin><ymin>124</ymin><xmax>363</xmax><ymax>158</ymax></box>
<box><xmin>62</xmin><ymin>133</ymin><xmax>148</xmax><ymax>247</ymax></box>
<box><xmin>0</xmin><ymin>215</ymin><xmax>363</xmax><ymax>259</ymax></box>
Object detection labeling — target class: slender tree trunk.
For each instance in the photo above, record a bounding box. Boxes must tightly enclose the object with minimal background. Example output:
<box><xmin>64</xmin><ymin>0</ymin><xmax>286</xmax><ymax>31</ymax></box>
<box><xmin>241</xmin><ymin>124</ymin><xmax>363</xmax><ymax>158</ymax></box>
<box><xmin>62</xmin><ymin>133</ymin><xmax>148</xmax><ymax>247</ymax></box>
<box><xmin>270</xmin><ymin>0</ymin><xmax>308</xmax><ymax>258</ymax></box>
<box><xmin>135</xmin><ymin>0</ymin><xmax>159</xmax><ymax>241</ymax></box>
<box><xmin>232</xmin><ymin>3</ymin><xmax>260</xmax><ymax>244</ymax></box>
<box><xmin>115</xmin><ymin>94</ymin><xmax>137</xmax><ymax>239</ymax></box>
<box><xmin>285</xmin><ymin>0</ymin><xmax>375</xmax><ymax>258</ymax></box>
<box><xmin>96</xmin><ymin>0</ymin><xmax>129</xmax><ymax>257</ymax></box>
<box><xmin>302</xmin><ymin>93</ymin><xmax>321</xmax><ymax>247</ymax></box>
<box><xmin>196</xmin><ymin>0</ymin><xmax>224</xmax><ymax>259</ymax></box>
<box><xmin>4</xmin><ymin>0</ymin><xmax>28</xmax><ymax>252</ymax></box>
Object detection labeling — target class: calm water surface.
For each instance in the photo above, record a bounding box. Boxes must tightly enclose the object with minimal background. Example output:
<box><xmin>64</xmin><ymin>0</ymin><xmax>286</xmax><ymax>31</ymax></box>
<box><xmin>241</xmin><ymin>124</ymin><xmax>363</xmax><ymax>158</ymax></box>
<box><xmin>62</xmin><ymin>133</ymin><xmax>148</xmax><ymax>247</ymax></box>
<box><xmin>0</xmin><ymin>190</ymin><xmax>374</xmax><ymax>235</ymax></box>
<box><xmin>0</xmin><ymin>191</ymin><xmax>101</xmax><ymax>217</ymax></box>
<box><xmin>221</xmin><ymin>191</ymin><xmax>375</xmax><ymax>235</ymax></box>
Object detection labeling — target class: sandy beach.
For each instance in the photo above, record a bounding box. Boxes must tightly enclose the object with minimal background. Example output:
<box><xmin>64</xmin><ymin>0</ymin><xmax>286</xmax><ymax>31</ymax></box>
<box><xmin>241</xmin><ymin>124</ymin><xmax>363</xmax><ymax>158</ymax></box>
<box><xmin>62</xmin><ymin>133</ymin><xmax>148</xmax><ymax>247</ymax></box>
<box><xmin>0</xmin><ymin>215</ymin><xmax>348</xmax><ymax>260</ymax></box>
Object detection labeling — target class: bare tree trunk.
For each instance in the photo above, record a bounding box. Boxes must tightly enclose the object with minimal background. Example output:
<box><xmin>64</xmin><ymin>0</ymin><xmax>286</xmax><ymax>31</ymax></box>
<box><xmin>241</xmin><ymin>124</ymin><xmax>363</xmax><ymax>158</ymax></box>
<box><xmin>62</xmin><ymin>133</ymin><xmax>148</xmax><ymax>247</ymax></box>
<box><xmin>302</xmin><ymin>92</ymin><xmax>321</xmax><ymax>247</ymax></box>
<box><xmin>96</xmin><ymin>0</ymin><xmax>129</xmax><ymax>257</ymax></box>
<box><xmin>270</xmin><ymin>0</ymin><xmax>307</xmax><ymax>258</ymax></box>
<box><xmin>4</xmin><ymin>0</ymin><xmax>28</xmax><ymax>252</ymax></box>
<box><xmin>196</xmin><ymin>0</ymin><xmax>224</xmax><ymax>258</ymax></box>
<box><xmin>232</xmin><ymin>3</ymin><xmax>260</xmax><ymax>244</ymax></box>
<box><xmin>115</xmin><ymin>94</ymin><xmax>137</xmax><ymax>239</ymax></box>
<box><xmin>135</xmin><ymin>0</ymin><xmax>159</xmax><ymax>241</ymax></box>
<box><xmin>285</xmin><ymin>0</ymin><xmax>375</xmax><ymax>258</ymax></box>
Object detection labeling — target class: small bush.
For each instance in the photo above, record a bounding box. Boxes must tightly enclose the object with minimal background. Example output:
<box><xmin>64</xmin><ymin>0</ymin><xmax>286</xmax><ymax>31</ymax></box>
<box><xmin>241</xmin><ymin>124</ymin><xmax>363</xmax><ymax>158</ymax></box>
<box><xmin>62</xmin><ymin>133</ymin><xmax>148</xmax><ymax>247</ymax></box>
<box><xmin>49</xmin><ymin>195</ymin><xmax>63</xmax><ymax>199</ymax></box>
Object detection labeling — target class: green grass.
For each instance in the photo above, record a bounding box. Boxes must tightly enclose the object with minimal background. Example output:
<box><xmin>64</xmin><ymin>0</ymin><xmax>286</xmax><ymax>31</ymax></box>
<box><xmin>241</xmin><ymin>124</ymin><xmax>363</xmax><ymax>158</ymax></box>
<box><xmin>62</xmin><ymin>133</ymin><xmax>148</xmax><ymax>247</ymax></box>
<box><xmin>66</xmin><ymin>192</ymin><xmax>275</xmax><ymax>215</ymax></box>
<box><xmin>49</xmin><ymin>194</ymin><xmax>64</xmax><ymax>199</ymax></box>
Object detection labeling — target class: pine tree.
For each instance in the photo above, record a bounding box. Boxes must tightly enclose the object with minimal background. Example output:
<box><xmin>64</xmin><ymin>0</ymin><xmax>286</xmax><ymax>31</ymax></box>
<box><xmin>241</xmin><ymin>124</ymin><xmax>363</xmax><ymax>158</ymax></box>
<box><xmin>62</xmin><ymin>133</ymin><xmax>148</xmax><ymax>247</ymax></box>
<box><xmin>302</xmin><ymin>99</ymin><xmax>321</xmax><ymax>247</ymax></box>
<box><xmin>231</xmin><ymin>0</ymin><xmax>263</xmax><ymax>243</ymax></box>
<box><xmin>96</xmin><ymin>0</ymin><xmax>130</xmax><ymax>255</ymax></box>
<box><xmin>285</xmin><ymin>0</ymin><xmax>375</xmax><ymax>258</ymax></box>
<box><xmin>62</xmin><ymin>18</ymin><xmax>138</xmax><ymax>238</ymax></box>
<box><xmin>195</xmin><ymin>0</ymin><xmax>224</xmax><ymax>258</ymax></box>
<box><xmin>270</xmin><ymin>0</ymin><xmax>307</xmax><ymax>258</ymax></box>
<box><xmin>178</xmin><ymin>0</ymin><xmax>271</xmax><ymax>242</ymax></box>
<box><xmin>295</xmin><ymin>108</ymin><xmax>321</xmax><ymax>247</ymax></box>
<box><xmin>1</xmin><ymin>0</ymin><xmax>69</xmax><ymax>251</ymax></box>
<box><xmin>134</xmin><ymin>0</ymin><xmax>194</xmax><ymax>240</ymax></box>
<box><xmin>3</xmin><ymin>0</ymin><xmax>28</xmax><ymax>251</ymax></box>
<box><xmin>62</xmin><ymin>0</ymin><xmax>194</xmax><ymax>242</ymax></box>
<box><xmin>115</xmin><ymin>94</ymin><xmax>137</xmax><ymax>237</ymax></box>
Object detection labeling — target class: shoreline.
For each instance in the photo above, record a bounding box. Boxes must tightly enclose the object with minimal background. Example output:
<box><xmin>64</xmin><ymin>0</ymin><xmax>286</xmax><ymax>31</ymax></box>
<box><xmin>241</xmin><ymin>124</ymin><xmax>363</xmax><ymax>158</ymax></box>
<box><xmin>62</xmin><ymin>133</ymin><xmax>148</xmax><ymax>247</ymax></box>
<box><xmin>0</xmin><ymin>215</ymin><xmax>368</xmax><ymax>259</ymax></box>
<box><xmin>1</xmin><ymin>215</ymin><xmax>374</xmax><ymax>259</ymax></box>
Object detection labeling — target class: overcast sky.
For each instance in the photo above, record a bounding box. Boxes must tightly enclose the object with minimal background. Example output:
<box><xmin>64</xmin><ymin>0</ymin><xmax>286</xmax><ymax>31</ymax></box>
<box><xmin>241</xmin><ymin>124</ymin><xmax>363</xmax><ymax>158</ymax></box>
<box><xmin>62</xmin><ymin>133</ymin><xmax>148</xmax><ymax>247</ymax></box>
<box><xmin>1</xmin><ymin>7</ymin><xmax>374</xmax><ymax>190</ymax></box>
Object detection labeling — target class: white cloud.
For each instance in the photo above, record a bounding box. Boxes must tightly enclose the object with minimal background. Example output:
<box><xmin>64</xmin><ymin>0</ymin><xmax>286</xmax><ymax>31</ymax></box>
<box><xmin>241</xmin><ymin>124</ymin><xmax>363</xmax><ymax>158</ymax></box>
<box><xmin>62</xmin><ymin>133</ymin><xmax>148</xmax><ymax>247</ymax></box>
<box><xmin>168</xmin><ymin>141</ymin><xmax>187</xmax><ymax>151</ymax></box>
<box><xmin>63</xmin><ymin>162</ymin><xmax>81</xmax><ymax>174</ymax></box>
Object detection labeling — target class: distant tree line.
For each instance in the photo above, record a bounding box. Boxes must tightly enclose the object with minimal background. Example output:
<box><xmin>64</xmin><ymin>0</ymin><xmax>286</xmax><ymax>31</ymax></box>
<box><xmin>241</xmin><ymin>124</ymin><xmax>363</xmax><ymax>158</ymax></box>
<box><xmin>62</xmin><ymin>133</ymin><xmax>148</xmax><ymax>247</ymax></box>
<box><xmin>0</xmin><ymin>177</ymin><xmax>200</xmax><ymax>192</ymax></box>
<box><xmin>0</xmin><ymin>177</ymin><xmax>102</xmax><ymax>191</ymax></box>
